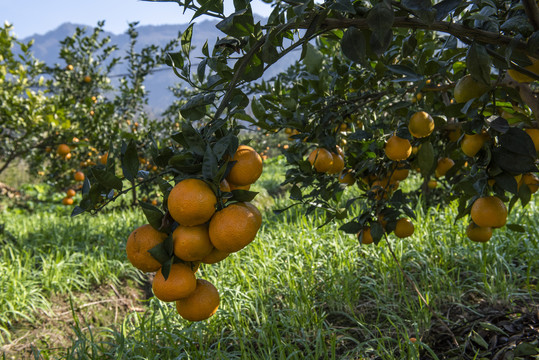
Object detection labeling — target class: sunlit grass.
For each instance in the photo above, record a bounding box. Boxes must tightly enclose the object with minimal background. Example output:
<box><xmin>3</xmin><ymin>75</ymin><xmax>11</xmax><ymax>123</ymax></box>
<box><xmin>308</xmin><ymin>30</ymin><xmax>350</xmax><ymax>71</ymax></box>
<box><xmin>0</xmin><ymin>157</ymin><xmax>538</xmax><ymax>359</ymax></box>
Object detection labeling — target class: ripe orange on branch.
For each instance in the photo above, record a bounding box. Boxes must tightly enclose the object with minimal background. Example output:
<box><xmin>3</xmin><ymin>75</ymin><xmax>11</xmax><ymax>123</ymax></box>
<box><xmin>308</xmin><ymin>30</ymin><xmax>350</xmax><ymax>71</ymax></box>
<box><xmin>394</xmin><ymin>218</ymin><xmax>414</xmax><ymax>238</ymax></box>
<box><xmin>201</xmin><ymin>247</ymin><xmax>230</xmax><ymax>264</ymax></box>
<box><xmin>328</xmin><ymin>152</ymin><xmax>345</xmax><ymax>174</ymax></box>
<box><xmin>209</xmin><ymin>202</ymin><xmax>261</xmax><ymax>253</ymax></box>
<box><xmin>385</xmin><ymin>135</ymin><xmax>412</xmax><ymax>161</ymax></box>
<box><xmin>126</xmin><ymin>224</ymin><xmax>167</xmax><ymax>272</ymax></box>
<box><xmin>435</xmin><ymin>158</ymin><xmax>455</xmax><ymax>178</ymax></box>
<box><xmin>466</xmin><ymin>223</ymin><xmax>492</xmax><ymax>243</ymax></box>
<box><xmin>226</xmin><ymin>145</ymin><xmax>263</xmax><ymax>186</ymax></box>
<box><xmin>74</xmin><ymin>171</ymin><xmax>85</xmax><ymax>182</ymax></box>
<box><xmin>57</xmin><ymin>144</ymin><xmax>71</xmax><ymax>156</ymax></box>
<box><xmin>359</xmin><ymin>227</ymin><xmax>373</xmax><ymax>244</ymax></box>
<box><xmin>176</xmin><ymin>279</ymin><xmax>220</xmax><ymax>321</ymax></box>
<box><xmin>470</xmin><ymin>196</ymin><xmax>507</xmax><ymax>228</ymax></box>
<box><xmin>167</xmin><ymin>179</ymin><xmax>217</xmax><ymax>226</ymax></box>
<box><xmin>524</xmin><ymin>128</ymin><xmax>539</xmax><ymax>152</ymax></box>
<box><xmin>152</xmin><ymin>263</ymin><xmax>197</xmax><ymax>302</ymax></box>
<box><xmin>461</xmin><ymin>133</ymin><xmax>487</xmax><ymax>157</ymax></box>
<box><xmin>308</xmin><ymin>148</ymin><xmax>333</xmax><ymax>172</ymax></box>
<box><xmin>408</xmin><ymin>111</ymin><xmax>434</xmax><ymax>138</ymax></box>
<box><xmin>173</xmin><ymin>224</ymin><xmax>214</xmax><ymax>262</ymax></box>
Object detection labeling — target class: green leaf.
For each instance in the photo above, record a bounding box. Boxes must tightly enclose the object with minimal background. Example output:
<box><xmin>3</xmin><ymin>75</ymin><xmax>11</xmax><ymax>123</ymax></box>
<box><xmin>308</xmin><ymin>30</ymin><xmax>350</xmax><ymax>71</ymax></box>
<box><xmin>466</xmin><ymin>43</ymin><xmax>491</xmax><ymax>85</ymax></box>
<box><xmin>514</xmin><ymin>342</ymin><xmax>539</xmax><ymax>356</ymax></box>
<box><xmin>367</xmin><ymin>2</ymin><xmax>394</xmax><ymax>55</ymax></box>
<box><xmin>498</xmin><ymin>127</ymin><xmax>537</xmax><ymax>158</ymax></box>
<box><xmin>161</xmin><ymin>257</ymin><xmax>173</xmax><ymax>281</ymax></box>
<box><xmin>122</xmin><ymin>140</ymin><xmax>139</xmax><ymax>183</ymax></box>
<box><xmin>215</xmin><ymin>7</ymin><xmax>254</xmax><ymax>38</ymax></box>
<box><xmin>339</xmin><ymin>221</ymin><xmax>362</xmax><ymax>234</ymax></box>
<box><xmin>90</xmin><ymin>168</ymin><xmax>123</xmax><ymax>191</ymax></box>
<box><xmin>180</xmin><ymin>93</ymin><xmax>215</xmax><ymax>121</ymax></box>
<box><xmin>341</xmin><ymin>27</ymin><xmax>366</xmax><ymax>64</ymax></box>
<box><xmin>518</xmin><ymin>182</ymin><xmax>532</xmax><ymax>207</ymax></box>
<box><xmin>506</xmin><ymin>224</ymin><xmax>525</xmax><ymax>232</ymax></box>
<box><xmin>433</xmin><ymin>0</ymin><xmax>462</xmax><ymax>21</ymax></box>
<box><xmin>202</xmin><ymin>145</ymin><xmax>218</xmax><ymax>180</ymax></box>
<box><xmin>290</xmin><ymin>184</ymin><xmax>302</xmax><ymax>200</ymax></box>
<box><xmin>140</xmin><ymin>202</ymin><xmax>165</xmax><ymax>231</ymax></box>
<box><xmin>147</xmin><ymin>242</ymin><xmax>171</xmax><ymax>265</ymax></box>
<box><xmin>166</xmin><ymin>52</ymin><xmax>184</xmax><ymax>69</ymax></box>
<box><xmin>251</xmin><ymin>97</ymin><xmax>266</xmax><ymax>121</ymax></box>
<box><xmin>493</xmin><ymin>173</ymin><xmax>518</xmax><ymax>194</ymax></box>
<box><xmin>181</xmin><ymin>24</ymin><xmax>194</xmax><ymax>55</ymax></box>
<box><xmin>417</xmin><ymin>141</ymin><xmax>435</xmax><ymax>177</ymax></box>
<box><xmin>303</xmin><ymin>43</ymin><xmax>324</xmax><ymax>73</ymax></box>
<box><xmin>230</xmin><ymin>190</ymin><xmax>258</xmax><ymax>202</ymax></box>
<box><xmin>181</xmin><ymin>122</ymin><xmax>206</xmax><ymax>156</ymax></box>
<box><xmin>213</xmin><ymin>133</ymin><xmax>235</xmax><ymax>160</ymax></box>
<box><xmin>70</xmin><ymin>206</ymin><xmax>85</xmax><ymax>217</ymax></box>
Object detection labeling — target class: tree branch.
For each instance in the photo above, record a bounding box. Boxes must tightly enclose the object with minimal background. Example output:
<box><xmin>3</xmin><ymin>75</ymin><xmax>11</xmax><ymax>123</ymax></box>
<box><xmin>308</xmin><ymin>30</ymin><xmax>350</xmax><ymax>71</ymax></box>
<box><xmin>522</xmin><ymin>0</ymin><xmax>539</xmax><ymax>31</ymax></box>
<box><xmin>309</xmin><ymin>17</ymin><xmax>536</xmax><ymax>58</ymax></box>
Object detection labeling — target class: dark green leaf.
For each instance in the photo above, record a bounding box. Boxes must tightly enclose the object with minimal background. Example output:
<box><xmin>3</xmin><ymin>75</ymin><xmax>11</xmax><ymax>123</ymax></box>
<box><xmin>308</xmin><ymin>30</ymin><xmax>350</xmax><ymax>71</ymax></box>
<box><xmin>499</xmin><ymin>127</ymin><xmax>537</xmax><ymax>158</ymax></box>
<box><xmin>181</xmin><ymin>122</ymin><xmax>206</xmax><ymax>156</ymax></box>
<box><xmin>90</xmin><ymin>168</ymin><xmax>123</xmax><ymax>191</ymax></box>
<box><xmin>161</xmin><ymin>257</ymin><xmax>173</xmax><ymax>280</ymax></box>
<box><xmin>122</xmin><ymin>140</ymin><xmax>139</xmax><ymax>183</ymax></box>
<box><xmin>166</xmin><ymin>52</ymin><xmax>184</xmax><ymax>69</ymax></box>
<box><xmin>341</xmin><ymin>27</ymin><xmax>366</xmax><ymax>64</ymax></box>
<box><xmin>148</xmin><ymin>242</ymin><xmax>171</xmax><ymax>265</ymax></box>
<box><xmin>518</xmin><ymin>182</ymin><xmax>532</xmax><ymax>207</ymax></box>
<box><xmin>140</xmin><ymin>202</ymin><xmax>165</xmax><ymax>230</ymax></box>
<box><xmin>215</xmin><ymin>7</ymin><xmax>254</xmax><ymax>38</ymax></box>
<box><xmin>433</xmin><ymin>0</ymin><xmax>462</xmax><ymax>21</ymax></box>
<box><xmin>290</xmin><ymin>184</ymin><xmax>302</xmax><ymax>200</ymax></box>
<box><xmin>202</xmin><ymin>145</ymin><xmax>218</xmax><ymax>180</ymax></box>
<box><xmin>493</xmin><ymin>173</ymin><xmax>518</xmax><ymax>194</ymax></box>
<box><xmin>70</xmin><ymin>206</ymin><xmax>85</xmax><ymax>217</ymax></box>
<box><xmin>181</xmin><ymin>24</ymin><xmax>194</xmax><ymax>55</ymax></box>
<box><xmin>466</xmin><ymin>43</ymin><xmax>491</xmax><ymax>85</ymax></box>
<box><xmin>506</xmin><ymin>224</ymin><xmax>525</xmax><ymax>232</ymax></box>
<box><xmin>230</xmin><ymin>190</ymin><xmax>258</xmax><ymax>202</ymax></box>
<box><xmin>488</xmin><ymin>116</ymin><xmax>510</xmax><ymax>133</ymax></box>
<box><xmin>417</xmin><ymin>141</ymin><xmax>435</xmax><ymax>177</ymax></box>
<box><xmin>339</xmin><ymin>221</ymin><xmax>362</xmax><ymax>234</ymax></box>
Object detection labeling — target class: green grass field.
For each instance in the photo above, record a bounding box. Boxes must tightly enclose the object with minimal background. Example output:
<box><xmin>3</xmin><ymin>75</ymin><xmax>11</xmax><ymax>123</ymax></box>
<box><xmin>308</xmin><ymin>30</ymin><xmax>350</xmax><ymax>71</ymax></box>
<box><xmin>1</xmin><ymin>157</ymin><xmax>538</xmax><ymax>359</ymax></box>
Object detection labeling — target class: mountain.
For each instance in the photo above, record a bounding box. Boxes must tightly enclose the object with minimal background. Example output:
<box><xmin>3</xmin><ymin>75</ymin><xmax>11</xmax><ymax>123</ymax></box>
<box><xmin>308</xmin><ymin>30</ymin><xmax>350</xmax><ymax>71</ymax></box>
<box><xmin>22</xmin><ymin>20</ymin><xmax>298</xmax><ymax>114</ymax></box>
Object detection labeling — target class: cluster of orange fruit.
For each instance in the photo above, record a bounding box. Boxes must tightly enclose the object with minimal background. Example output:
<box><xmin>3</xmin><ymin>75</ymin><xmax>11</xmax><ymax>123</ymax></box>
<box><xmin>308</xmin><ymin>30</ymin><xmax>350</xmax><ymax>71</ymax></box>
<box><xmin>54</xmin><ymin>143</ymin><xmax>108</xmax><ymax>205</ymax></box>
<box><xmin>307</xmin><ymin>145</ymin><xmax>355</xmax><ymax>185</ymax></box>
<box><xmin>126</xmin><ymin>145</ymin><xmax>263</xmax><ymax>321</ymax></box>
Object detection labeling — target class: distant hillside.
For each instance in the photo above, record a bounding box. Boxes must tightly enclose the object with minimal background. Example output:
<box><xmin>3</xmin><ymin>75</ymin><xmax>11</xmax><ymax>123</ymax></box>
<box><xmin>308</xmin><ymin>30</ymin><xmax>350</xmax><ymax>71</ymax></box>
<box><xmin>22</xmin><ymin>20</ymin><xmax>298</xmax><ymax>114</ymax></box>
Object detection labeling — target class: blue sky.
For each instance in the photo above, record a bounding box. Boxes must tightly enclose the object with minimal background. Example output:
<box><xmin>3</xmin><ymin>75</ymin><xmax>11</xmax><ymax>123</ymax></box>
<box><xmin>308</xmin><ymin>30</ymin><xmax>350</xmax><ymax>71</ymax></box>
<box><xmin>1</xmin><ymin>0</ymin><xmax>273</xmax><ymax>38</ymax></box>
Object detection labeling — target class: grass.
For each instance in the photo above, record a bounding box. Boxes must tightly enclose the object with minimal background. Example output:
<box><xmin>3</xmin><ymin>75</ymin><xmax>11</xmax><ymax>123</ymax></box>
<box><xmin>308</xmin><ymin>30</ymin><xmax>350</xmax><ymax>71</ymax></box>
<box><xmin>1</xmin><ymin>156</ymin><xmax>538</xmax><ymax>359</ymax></box>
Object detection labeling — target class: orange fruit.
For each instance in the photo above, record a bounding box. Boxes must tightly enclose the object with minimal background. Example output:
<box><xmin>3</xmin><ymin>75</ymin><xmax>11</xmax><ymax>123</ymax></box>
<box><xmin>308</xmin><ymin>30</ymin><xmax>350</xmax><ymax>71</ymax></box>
<box><xmin>66</xmin><ymin>189</ymin><xmax>76</xmax><ymax>198</ymax></box>
<box><xmin>339</xmin><ymin>170</ymin><xmax>356</xmax><ymax>185</ymax></box>
<box><xmin>328</xmin><ymin>153</ymin><xmax>345</xmax><ymax>174</ymax></box>
<box><xmin>389</xmin><ymin>166</ymin><xmax>409</xmax><ymax>181</ymax></box>
<box><xmin>507</xmin><ymin>57</ymin><xmax>539</xmax><ymax>83</ymax></box>
<box><xmin>427</xmin><ymin>180</ymin><xmax>438</xmax><ymax>189</ymax></box>
<box><xmin>385</xmin><ymin>135</ymin><xmax>412</xmax><ymax>161</ymax></box>
<box><xmin>435</xmin><ymin>158</ymin><xmax>455</xmax><ymax>178</ymax></box>
<box><xmin>57</xmin><ymin>144</ymin><xmax>70</xmax><ymax>156</ymax></box>
<box><xmin>454</xmin><ymin>74</ymin><xmax>490</xmax><ymax>103</ymax></box>
<box><xmin>152</xmin><ymin>263</ymin><xmax>197</xmax><ymax>302</ymax></box>
<box><xmin>74</xmin><ymin>171</ymin><xmax>85</xmax><ymax>182</ymax></box>
<box><xmin>519</xmin><ymin>173</ymin><xmax>539</xmax><ymax>193</ymax></box>
<box><xmin>176</xmin><ymin>279</ymin><xmax>220</xmax><ymax>321</ymax></box>
<box><xmin>226</xmin><ymin>145</ymin><xmax>263</xmax><ymax>186</ymax></box>
<box><xmin>308</xmin><ymin>148</ymin><xmax>333</xmax><ymax>172</ymax></box>
<box><xmin>62</xmin><ymin>197</ymin><xmax>74</xmax><ymax>206</ymax></box>
<box><xmin>448</xmin><ymin>126</ymin><xmax>462</xmax><ymax>142</ymax></box>
<box><xmin>100</xmin><ymin>153</ymin><xmax>108</xmax><ymax>165</ymax></box>
<box><xmin>461</xmin><ymin>133</ymin><xmax>487</xmax><ymax>157</ymax></box>
<box><xmin>201</xmin><ymin>247</ymin><xmax>230</xmax><ymax>264</ymax></box>
<box><xmin>466</xmin><ymin>223</ymin><xmax>492</xmax><ymax>243</ymax></box>
<box><xmin>359</xmin><ymin>227</ymin><xmax>373</xmax><ymax>244</ymax></box>
<box><xmin>229</xmin><ymin>183</ymin><xmax>250</xmax><ymax>191</ymax></box>
<box><xmin>83</xmin><ymin>75</ymin><xmax>92</xmax><ymax>83</ymax></box>
<box><xmin>394</xmin><ymin>218</ymin><xmax>414</xmax><ymax>238</ymax></box>
<box><xmin>173</xmin><ymin>224</ymin><xmax>214</xmax><ymax>262</ymax></box>
<box><xmin>126</xmin><ymin>224</ymin><xmax>167</xmax><ymax>272</ymax></box>
<box><xmin>470</xmin><ymin>196</ymin><xmax>507</xmax><ymax>228</ymax></box>
<box><xmin>66</xmin><ymin>64</ymin><xmax>73</xmax><ymax>71</ymax></box>
<box><xmin>208</xmin><ymin>202</ymin><xmax>261</xmax><ymax>253</ymax></box>
<box><xmin>524</xmin><ymin>128</ymin><xmax>539</xmax><ymax>152</ymax></box>
<box><xmin>408</xmin><ymin>111</ymin><xmax>434</xmax><ymax>138</ymax></box>
<box><xmin>167</xmin><ymin>179</ymin><xmax>217</xmax><ymax>226</ymax></box>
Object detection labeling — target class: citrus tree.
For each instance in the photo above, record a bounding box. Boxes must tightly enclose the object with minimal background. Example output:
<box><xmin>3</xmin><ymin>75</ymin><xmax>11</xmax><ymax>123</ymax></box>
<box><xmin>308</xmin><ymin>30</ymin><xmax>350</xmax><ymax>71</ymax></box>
<box><xmin>72</xmin><ymin>0</ymin><xmax>539</xmax><ymax>321</ymax></box>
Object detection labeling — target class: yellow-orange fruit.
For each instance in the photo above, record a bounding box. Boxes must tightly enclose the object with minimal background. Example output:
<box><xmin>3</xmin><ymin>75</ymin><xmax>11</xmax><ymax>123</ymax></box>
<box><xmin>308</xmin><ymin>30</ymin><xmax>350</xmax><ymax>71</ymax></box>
<box><xmin>328</xmin><ymin>153</ymin><xmax>345</xmax><ymax>174</ymax></box>
<box><xmin>461</xmin><ymin>133</ymin><xmax>487</xmax><ymax>157</ymax></box>
<box><xmin>385</xmin><ymin>136</ymin><xmax>412</xmax><ymax>161</ymax></box>
<box><xmin>226</xmin><ymin>145</ymin><xmax>263</xmax><ymax>186</ymax></box>
<box><xmin>435</xmin><ymin>158</ymin><xmax>455</xmax><ymax>178</ymax></box>
<box><xmin>62</xmin><ymin>197</ymin><xmax>74</xmax><ymax>206</ymax></box>
<box><xmin>208</xmin><ymin>202</ymin><xmax>261</xmax><ymax>253</ymax></box>
<box><xmin>201</xmin><ymin>248</ymin><xmax>230</xmax><ymax>264</ymax></box>
<box><xmin>167</xmin><ymin>179</ymin><xmax>217</xmax><ymax>226</ymax></box>
<box><xmin>176</xmin><ymin>279</ymin><xmax>220</xmax><ymax>321</ymax></box>
<box><xmin>408</xmin><ymin>111</ymin><xmax>435</xmax><ymax>138</ymax></box>
<box><xmin>519</xmin><ymin>173</ymin><xmax>539</xmax><ymax>193</ymax></box>
<box><xmin>66</xmin><ymin>189</ymin><xmax>76</xmax><ymax>198</ymax></box>
<box><xmin>173</xmin><ymin>224</ymin><xmax>214</xmax><ymax>262</ymax></box>
<box><xmin>394</xmin><ymin>218</ymin><xmax>414</xmax><ymax>238</ymax></box>
<box><xmin>126</xmin><ymin>224</ymin><xmax>167</xmax><ymax>273</ymax></box>
<box><xmin>339</xmin><ymin>170</ymin><xmax>356</xmax><ymax>185</ymax></box>
<box><xmin>524</xmin><ymin>128</ymin><xmax>539</xmax><ymax>152</ymax></box>
<box><xmin>308</xmin><ymin>148</ymin><xmax>333</xmax><ymax>172</ymax></box>
<box><xmin>466</xmin><ymin>223</ymin><xmax>492</xmax><ymax>243</ymax></box>
<box><xmin>57</xmin><ymin>144</ymin><xmax>70</xmax><ymax>156</ymax></box>
<box><xmin>74</xmin><ymin>171</ymin><xmax>85</xmax><ymax>182</ymax></box>
<box><xmin>359</xmin><ymin>227</ymin><xmax>373</xmax><ymax>244</ymax></box>
<box><xmin>152</xmin><ymin>263</ymin><xmax>196</xmax><ymax>302</ymax></box>
<box><xmin>470</xmin><ymin>196</ymin><xmax>507</xmax><ymax>228</ymax></box>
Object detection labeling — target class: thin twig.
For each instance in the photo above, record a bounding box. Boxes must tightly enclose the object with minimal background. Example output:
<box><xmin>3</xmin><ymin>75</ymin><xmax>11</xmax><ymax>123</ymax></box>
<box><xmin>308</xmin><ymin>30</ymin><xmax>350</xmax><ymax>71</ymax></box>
<box><xmin>384</xmin><ymin>234</ymin><xmax>460</xmax><ymax>347</ymax></box>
